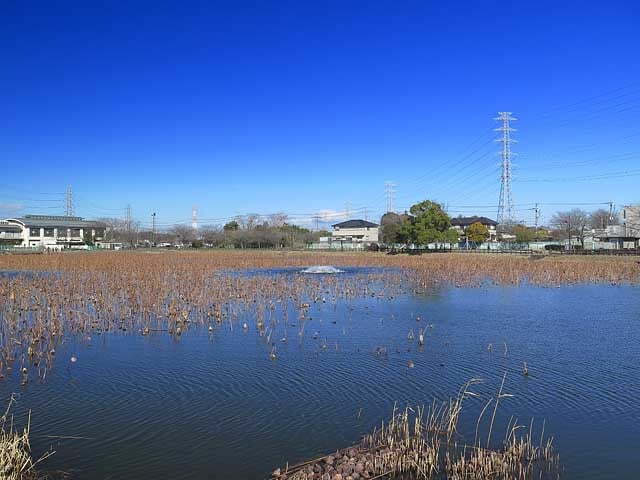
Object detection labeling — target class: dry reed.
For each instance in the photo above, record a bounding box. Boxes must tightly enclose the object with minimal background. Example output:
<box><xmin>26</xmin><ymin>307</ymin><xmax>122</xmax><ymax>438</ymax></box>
<box><xmin>272</xmin><ymin>378</ymin><xmax>560</xmax><ymax>480</ymax></box>
<box><xmin>0</xmin><ymin>251</ymin><xmax>637</xmax><ymax>381</ymax></box>
<box><xmin>0</xmin><ymin>396</ymin><xmax>53</xmax><ymax>480</ymax></box>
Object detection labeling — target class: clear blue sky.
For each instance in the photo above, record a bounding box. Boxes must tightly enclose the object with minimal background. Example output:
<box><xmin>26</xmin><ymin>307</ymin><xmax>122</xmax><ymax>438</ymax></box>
<box><xmin>2</xmin><ymin>0</ymin><xmax>639</xmax><ymax>229</ymax></box>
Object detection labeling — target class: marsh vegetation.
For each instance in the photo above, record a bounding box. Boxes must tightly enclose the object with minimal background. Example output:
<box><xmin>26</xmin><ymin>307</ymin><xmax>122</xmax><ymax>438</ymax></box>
<box><xmin>0</xmin><ymin>251</ymin><xmax>638</xmax><ymax>478</ymax></box>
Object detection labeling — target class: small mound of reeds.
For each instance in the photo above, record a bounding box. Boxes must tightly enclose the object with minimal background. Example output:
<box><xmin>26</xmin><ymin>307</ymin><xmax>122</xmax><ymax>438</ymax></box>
<box><xmin>272</xmin><ymin>377</ymin><xmax>560</xmax><ymax>479</ymax></box>
<box><xmin>1</xmin><ymin>396</ymin><xmax>53</xmax><ymax>480</ymax></box>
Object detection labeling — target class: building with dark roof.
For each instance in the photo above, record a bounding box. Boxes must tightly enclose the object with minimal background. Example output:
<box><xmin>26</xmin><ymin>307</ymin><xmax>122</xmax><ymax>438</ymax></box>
<box><xmin>450</xmin><ymin>216</ymin><xmax>498</xmax><ymax>228</ymax></box>
<box><xmin>0</xmin><ymin>215</ymin><xmax>107</xmax><ymax>248</ymax></box>
<box><xmin>331</xmin><ymin>219</ymin><xmax>379</xmax><ymax>243</ymax></box>
<box><xmin>451</xmin><ymin>216</ymin><xmax>498</xmax><ymax>242</ymax></box>
<box><xmin>331</xmin><ymin>219</ymin><xmax>379</xmax><ymax>229</ymax></box>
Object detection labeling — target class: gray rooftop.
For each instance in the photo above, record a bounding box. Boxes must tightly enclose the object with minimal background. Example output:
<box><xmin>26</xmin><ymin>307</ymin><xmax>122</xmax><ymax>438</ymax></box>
<box><xmin>451</xmin><ymin>216</ymin><xmax>498</xmax><ymax>227</ymax></box>
<box><xmin>332</xmin><ymin>219</ymin><xmax>379</xmax><ymax>228</ymax></box>
<box><xmin>8</xmin><ymin>215</ymin><xmax>107</xmax><ymax>229</ymax></box>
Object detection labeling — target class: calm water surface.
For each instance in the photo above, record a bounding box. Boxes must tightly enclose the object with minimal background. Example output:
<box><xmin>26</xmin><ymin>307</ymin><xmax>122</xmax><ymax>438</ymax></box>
<box><xmin>1</xmin><ymin>268</ymin><xmax>639</xmax><ymax>479</ymax></box>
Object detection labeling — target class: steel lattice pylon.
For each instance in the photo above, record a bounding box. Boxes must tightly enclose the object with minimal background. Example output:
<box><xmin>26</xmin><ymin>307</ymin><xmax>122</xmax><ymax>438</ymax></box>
<box><xmin>495</xmin><ymin>112</ymin><xmax>517</xmax><ymax>227</ymax></box>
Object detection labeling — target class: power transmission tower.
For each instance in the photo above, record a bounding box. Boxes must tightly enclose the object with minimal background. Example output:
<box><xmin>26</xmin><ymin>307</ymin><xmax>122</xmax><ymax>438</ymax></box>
<box><xmin>345</xmin><ymin>201</ymin><xmax>352</xmax><ymax>220</ymax></box>
<box><xmin>126</xmin><ymin>204</ymin><xmax>132</xmax><ymax>244</ymax></box>
<box><xmin>385</xmin><ymin>181</ymin><xmax>396</xmax><ymax>213</ymax></box>
<box><xmin>151</xmin><ymin>212</ymin><xmax>156</xmax><ymax>246</ymax></box>
<box><xmin>192</xmin><ymin>204</ymin><xmax>198</xmax><ymax>230</ymax></box>
<box><xmin>495</xmin><ymin>112</ymin><xmax>517</xmax><ymax>227</ymax></box>
<box><xmin>534</xmin><ymin>203</ymin><xmax>540</xmax><ymax>238</ymax></box>
<box><xmin>65</xmin><ymin>185</ymin><xmax>75</xmax><ymax>216</ymax></box>
<box><xmin>608</xmin><ymin>202</ymin><xmax>614</xmax><ymax>226</ymax></box>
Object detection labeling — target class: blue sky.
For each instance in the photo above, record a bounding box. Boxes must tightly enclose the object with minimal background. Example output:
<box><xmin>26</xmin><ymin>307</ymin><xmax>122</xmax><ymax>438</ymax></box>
<box><xmin>2</xmin><ymin>0</ymin><xmax>639</xmax><ymax>230</ymax></box>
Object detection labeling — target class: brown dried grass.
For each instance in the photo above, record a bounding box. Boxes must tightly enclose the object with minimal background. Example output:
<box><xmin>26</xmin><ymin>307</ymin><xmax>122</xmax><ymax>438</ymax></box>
<box><xmin>276</xmin><ymin>378</ymin><xmax>560</xmax><ymax>480</ymax></box>
<box><xmin>0</xmin><ymin>396</ymin><xmax>53</xmax><ymax>480</ymax></box>
<box><xmin>0</xmin><ymin>251</ymin><xmax>637</xmax><ymax>381</ymax></box>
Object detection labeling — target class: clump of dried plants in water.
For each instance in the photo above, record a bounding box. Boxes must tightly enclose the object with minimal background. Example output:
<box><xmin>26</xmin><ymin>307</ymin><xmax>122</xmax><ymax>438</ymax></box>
<box><xmin>1</xmin><ymin>395</ymin><xmax>54</xmax><ymax>480</ymax></box>
<box><xmin>272</xmin><ymin>376</ymin><xmax>560</xmax><ymax>480</ymax></box>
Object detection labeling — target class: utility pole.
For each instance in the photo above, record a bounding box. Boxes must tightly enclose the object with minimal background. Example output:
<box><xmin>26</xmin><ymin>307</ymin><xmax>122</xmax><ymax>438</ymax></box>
<box><xmin>495</xmin><ymin>112</ymin><xmax>516</xmax><ymax>228</ymax></box>
<box><xmin>534</xmin><ymin>203</ymin><xmax>540</xmax><ymax>239</ymax></box>
<box><xmin>65</xmin><ymin>185</ymin><xmax>74</xmax><ymax>216</ymax></box>
<box><xmin>385</xmin><ymin>181</ymin><xmax>396</xmax><ymax>213</ymax></box>
<box><xmin>151</xmin><ymin>212</ymin><xmax>156</xmax><ymax>246</ymax></box>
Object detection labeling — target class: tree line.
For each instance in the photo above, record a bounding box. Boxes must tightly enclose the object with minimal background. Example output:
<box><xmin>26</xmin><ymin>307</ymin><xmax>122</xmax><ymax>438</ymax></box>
<box><xmin>547</xmin><ymin>208</ymin><xmax>620</xmax><ymax>248</ymax></box>
<box><xmin>380</xmin><ymin>203</ymin><xmax>624</xmax><ymax>247</ymax></box>
<box><xmin>97</xmin><ymin>213</ymin><xmax>327</xmax><ymax>248</ymax></box>
<box><xmin>97</xmin><ymin>204</ymin><xmax>625</xmax><ymax>249</ymax></box>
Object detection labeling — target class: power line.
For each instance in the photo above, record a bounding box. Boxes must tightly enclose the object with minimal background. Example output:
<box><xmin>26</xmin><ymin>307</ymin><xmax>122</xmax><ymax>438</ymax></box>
<box><xmin>425</xmin><ymin>150</ymin><xmax>497</xmax><ymax>199</ymax></box>
<box><xmin>533</xmin><ymin>81</ymin><xmax>640</xmax><ymax>120</ymax></box>
<box><xmin>73</xmin><ymin>194</ymin><xmax>128</xmax><ymax>213</ymax></box>
<box><xmin>137</xmin><ymin>207</ymin><xmax>372</xmax><ymax>228</ymax></box>
<box><xmin>518</xmin><ymin>168</ymin><xmax>640</xmax><ymax>183</ymax></box>
<box><xmin>404</xmin><ymin>135</ymin><xmax>496</xmax><ymax>195</ymax></box>
<box><xmin>517</xmin><ymin>151</ymin><xmax>639</xmax><ymax>172</ymax></box>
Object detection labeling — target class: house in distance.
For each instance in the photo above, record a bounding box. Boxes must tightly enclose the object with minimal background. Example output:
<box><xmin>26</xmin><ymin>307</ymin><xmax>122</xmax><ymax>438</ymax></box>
<box><xmin>331</xmin><ymin>219</ymin><xmax>380</xmax><ymax>245</ymax></box>
<box><xmin>451</xmin><ymin>216</ymin><xmax>498</xmax><ymax>242</ymax></box>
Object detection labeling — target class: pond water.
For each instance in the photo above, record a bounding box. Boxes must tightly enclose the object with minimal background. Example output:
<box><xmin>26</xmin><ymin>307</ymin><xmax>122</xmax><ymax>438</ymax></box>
<box><xmin>1</xmin><ymin>268</ymin><xmax>639</xmax><ymax>479</ymax></box>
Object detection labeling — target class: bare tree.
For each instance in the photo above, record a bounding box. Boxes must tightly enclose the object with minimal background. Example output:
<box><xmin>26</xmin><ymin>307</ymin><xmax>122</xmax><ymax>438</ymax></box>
<box><xmin>550</xmin><ymin>209</ymin><xmax>590</xmax><ymax>248</ymax></box>
<box><xmin>96</xmin><ymin>217</ymin><xmax>140</xmax><ymax>244</ymax></box>
<box><xmin>96</xmin><ymin>217</ymin><xmax>123</xmax><ymax>241</ymax></box>
<box><xmin>200</xmin><ymin>225</ymin><xmax>223</xmax><ymax>245</ymax></box>
<box><xmin>589</xmin><ymin>208</ymin><xmax>619</xmax><ymax>229</ymax></box>
<box><xmin>170</xmin><ymin>224</ymin><xmax>196</xmax><ymax>245</ymax></box>
<box><xmin>268</xmin><ymin>212</ymin><xmax>288</xmax><ymax>228</ymax></box>
<box><xmin>243</xmin><ymin>213</ymin><xmax>261</xmax><ymax>230</ymax></box>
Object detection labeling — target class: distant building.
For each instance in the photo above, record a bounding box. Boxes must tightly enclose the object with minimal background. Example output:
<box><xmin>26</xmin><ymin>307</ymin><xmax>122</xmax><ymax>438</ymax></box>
<box><xmin>0</xmin><ymin>215</ymin><xmax>107</xmax><ymax>248</ymax></box>
<box><xmin>95</xmin><ymin>241</ymin><xmax>123</xmax><ymax>250</ymax></box>
<box><xmin>450</xmin><ymin>216</ymin><xmax>498</xmax><ymax>242</ymax></box>
<box><xmin>587</xmin><ymin>206</ymin><xmax>640</xmax><ymax>249</ymax></box>
<box><xmin>331</xmin><ymin>219</ymin><xmax>379</xmax><ymax>244</ymax></box>
<box><xmin>622</xmin><ymin>205</ymin><xmax>640</xmax><ymax>247</ymax></box>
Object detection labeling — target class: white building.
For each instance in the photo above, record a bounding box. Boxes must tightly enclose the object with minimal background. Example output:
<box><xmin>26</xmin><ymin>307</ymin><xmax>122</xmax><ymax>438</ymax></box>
<box><xmin>331</xmin><ymin>219</ymin><xmax>379</xmax><ymax>244</ymax></box>
<box><xmin>0</xmin><ymin>215</ymin><xmax>107</xmax><ymax>248</ymax></box>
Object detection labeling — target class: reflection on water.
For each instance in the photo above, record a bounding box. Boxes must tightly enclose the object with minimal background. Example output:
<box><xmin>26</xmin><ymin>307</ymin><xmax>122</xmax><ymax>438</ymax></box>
<box><xmin>1</xmin><ymin>269</ymin><xmax>639</xmax><ymax>479</ymax></box>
